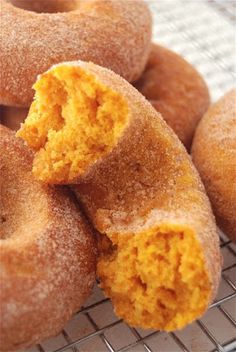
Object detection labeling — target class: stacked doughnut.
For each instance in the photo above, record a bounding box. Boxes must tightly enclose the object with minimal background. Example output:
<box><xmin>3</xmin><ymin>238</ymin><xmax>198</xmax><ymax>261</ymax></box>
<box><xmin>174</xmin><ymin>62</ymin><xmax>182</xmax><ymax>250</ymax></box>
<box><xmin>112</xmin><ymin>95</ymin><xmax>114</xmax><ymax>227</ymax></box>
<box><xmin>134</xmin><ymin>44</ymin><xmax>210</xmax><ymax>149</ymax></box>
<box><xmin>0</xmin><ymin>125</ymin><xmax>97</xmax><ymax>351</ymax></box>
<box><xmin>0</xmin><ymin>0</ymin><xmax>153</xmax><ymax>350</ymax></box>
<box><xmin>17</xmin><ymin>62</ymin><xmax>221</xmax><ymax>332</ymax></box>
<box><xmin>0</xmin><ymin>0</ymin><xmax>152</xmax><ymax>107</ymax></box>
<box><xmin>192</xmin><ymin>89</ymin><xmax>236</xmax><ymax>243</ymax></box>
<box><xmin>1</xmin><ymin>0</ymin><xmax>210</xmax><ymax>147</ymax></box>
<box><xmin>1</xmin><ymin>0</ymin><xmax>231</xmax><ymax>350</ymax></box>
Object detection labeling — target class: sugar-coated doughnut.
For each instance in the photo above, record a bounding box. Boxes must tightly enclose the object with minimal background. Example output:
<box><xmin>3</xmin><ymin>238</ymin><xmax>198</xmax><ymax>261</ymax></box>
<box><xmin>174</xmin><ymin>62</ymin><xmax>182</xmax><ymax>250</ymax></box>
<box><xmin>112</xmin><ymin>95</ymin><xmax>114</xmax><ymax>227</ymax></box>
<box><xmin>0</xmin><ymin>0</ymin><xmax>151</xmax><ymax>107</ymax></box>
<box><xmin>0</xmin><ymin>106</ymin><xmax>28</xmax><ymax>131</ymax></box>
<box><xmin>17</xmin><ymin>61</ymin><xmax>221</xmax><ymax>331</ymax></box>
<box><xmin>134</xmin><ymin>44</ymin><xmax>210</xmax><ymax>149</ymax></box>
<box><xmin>0</xmin><ymin>125</ymin><xmax>97</xmax><ymax>351</ymax></box>
<box><xmin>192</xmin><ymin>89</ymin><xmax>236</xmax><ymax>243</ymax></box>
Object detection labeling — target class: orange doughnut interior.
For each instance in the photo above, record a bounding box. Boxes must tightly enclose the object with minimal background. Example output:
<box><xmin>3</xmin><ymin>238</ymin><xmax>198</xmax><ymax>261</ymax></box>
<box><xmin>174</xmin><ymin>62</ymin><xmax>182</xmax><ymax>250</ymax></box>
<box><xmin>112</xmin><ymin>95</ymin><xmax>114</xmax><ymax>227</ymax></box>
<box><xmin>17</xmin><ymin>65</ymin><xmax>129</xmax><ymax>183</ymax></box>
<box><xmin>17</xmin><ymin>64</ymin><xmax>211</xmax><ymax>330</ymax></box>
<box><xmin>98</xmin><ymin>225</ymin><xmax>211</xmax><ymax>331</ymax></box>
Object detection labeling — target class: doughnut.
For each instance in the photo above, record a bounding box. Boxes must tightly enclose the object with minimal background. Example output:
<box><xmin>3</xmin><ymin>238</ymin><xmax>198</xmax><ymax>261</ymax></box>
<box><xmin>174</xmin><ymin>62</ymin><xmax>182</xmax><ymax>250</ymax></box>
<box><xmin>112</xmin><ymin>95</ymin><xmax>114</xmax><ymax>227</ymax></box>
<box><xmin>17</xmin><ymin>61</ymin><xmax>221</xmax><ymax>331</ymax></box>
<box><xmin>0</xmin><ymin>125</ymin><xmax>97</xmax><ymax>351</ymax></box>
<box><xmin>192</xmin><ymin>89</ymin><xmax>236</xmax><ymax>243</ymax></box>
<box><xmin>0</xmin><ymin>106</ymin><xmax>28</xmax><ymax>131</ymax></box>
<box><xmin>0</xmin><ymin>0</ymin><xmax>151</xmax><ymax>107</ymax></box>
<box><xmin>134</xmin><ymin>44</ymin><xmax>210</xmax><ymax>149</ymax></box>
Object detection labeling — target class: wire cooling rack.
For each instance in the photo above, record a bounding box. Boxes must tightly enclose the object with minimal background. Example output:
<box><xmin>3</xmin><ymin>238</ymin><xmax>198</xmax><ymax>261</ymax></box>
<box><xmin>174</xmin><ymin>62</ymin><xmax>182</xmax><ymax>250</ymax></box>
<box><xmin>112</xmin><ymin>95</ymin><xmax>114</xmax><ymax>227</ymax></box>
<box><xmin>25</xmin><ymin>1</ymin><xmax>236</xmax><ymax>352</ymax></box>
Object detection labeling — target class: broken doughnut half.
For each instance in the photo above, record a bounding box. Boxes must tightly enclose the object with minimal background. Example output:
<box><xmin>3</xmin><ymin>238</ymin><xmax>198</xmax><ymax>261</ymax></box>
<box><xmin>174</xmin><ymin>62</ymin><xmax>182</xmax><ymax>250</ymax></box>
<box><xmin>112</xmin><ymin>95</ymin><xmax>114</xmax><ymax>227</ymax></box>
<box><xmin>17</xmin><ymin>61</ymin><xmax>222</xmax><ymax>331</ymax></box>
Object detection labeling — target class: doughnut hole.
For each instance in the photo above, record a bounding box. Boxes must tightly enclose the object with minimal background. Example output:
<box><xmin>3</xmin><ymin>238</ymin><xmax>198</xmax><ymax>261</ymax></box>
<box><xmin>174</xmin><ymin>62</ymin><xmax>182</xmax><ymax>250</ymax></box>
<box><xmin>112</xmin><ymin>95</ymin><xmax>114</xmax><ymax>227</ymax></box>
<box><xmin>8</xmin><ymin>0</ymin><xmax>80</xmax><ymax>13</ymax></box>
<box><xmin>97</xmin><ymin>227</ymin><xmax>211</xmax><ymax>331</ymax></box>
<box><xmin>17</xmin><ymin>65</ymin><xmax>129</xmax><ymax>184</ymax></box>
<box><xmin>0</xmin><ymin>106</ymin><xmax>28</xmax><ymax>131</ymax></box>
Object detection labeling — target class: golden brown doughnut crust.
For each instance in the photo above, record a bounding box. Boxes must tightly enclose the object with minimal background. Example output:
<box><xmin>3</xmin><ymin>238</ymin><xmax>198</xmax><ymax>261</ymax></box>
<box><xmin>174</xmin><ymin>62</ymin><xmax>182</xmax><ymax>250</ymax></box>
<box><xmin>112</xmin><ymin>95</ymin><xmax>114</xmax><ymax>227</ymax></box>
<box><xmin>192</xmin><ymin>89</ymin><xmax>236</xmax><ymax>243</ymax></box>
<box><xmin>134</xmin><ymin>44</ymin><xmax>210</xmax><ymax>149</ymax></box>
<box><xmin>0</xmin><ymin>0</ymin><xmax>151</xmax><ymax>107</ymax></box>
<box><xmin>67</xmin><ymin>62</ymin><xmax>221</xmax><ymax>312</ymax></box>
<box><xmin>17</xmin><ymin>61</ymin><xmax>221</xmax><ymax>330</ymax></box>
<box><xmin>0</xmin><ymin>125</ymin><xmax>97</xmax><ymax>351</ymax></box>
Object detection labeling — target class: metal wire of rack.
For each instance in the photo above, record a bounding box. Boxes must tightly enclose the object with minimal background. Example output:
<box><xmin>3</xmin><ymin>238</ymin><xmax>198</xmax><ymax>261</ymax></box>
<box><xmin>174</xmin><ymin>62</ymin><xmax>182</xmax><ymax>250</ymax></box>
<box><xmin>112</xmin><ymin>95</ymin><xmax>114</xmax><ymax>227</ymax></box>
<box><xmin>25</xmin><ymin>1</ymin><xmax>236</xmax><ymax>352</ymax></box>
<box><xmin>27</xmin><ymin>235</ymin><xmax>236</xmax><ymax>352</ymax></box>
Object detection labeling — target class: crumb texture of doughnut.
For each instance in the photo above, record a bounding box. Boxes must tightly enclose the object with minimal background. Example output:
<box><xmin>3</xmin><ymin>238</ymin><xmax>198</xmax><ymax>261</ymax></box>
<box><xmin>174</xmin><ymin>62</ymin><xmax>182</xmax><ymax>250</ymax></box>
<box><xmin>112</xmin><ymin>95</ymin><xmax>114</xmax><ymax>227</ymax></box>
<box><xmin>18</xmin><ymin>61</ymin><xmax>221</xmax><ymax>331</ymax></box>
<box><xmin>134</xmin><ymin>44</ymin><xmax>210</xmax><ymax>149</ymax></box>
<box><xmin>0</xmin><ymin>125</ymin><xmax>97</xmax><ymax>351</ymax></box>
<box><xmin>17</xmin><ymin>65</ymin><xmax>129</xmax><ymax>183</ymax></box>
<box><xmin>0</xmin><ymin>0</ymin><xmax>151</xmax><ymax>107</ymax></box>
<box><xmin>192</xmin><ymin>89</ymin><xmax>236</xmax><ymax>243</ymax></box>
<box><xmin>98</xmin><ymin>227</ymin><xmax>210</xmax><ymax>330</ymax></box>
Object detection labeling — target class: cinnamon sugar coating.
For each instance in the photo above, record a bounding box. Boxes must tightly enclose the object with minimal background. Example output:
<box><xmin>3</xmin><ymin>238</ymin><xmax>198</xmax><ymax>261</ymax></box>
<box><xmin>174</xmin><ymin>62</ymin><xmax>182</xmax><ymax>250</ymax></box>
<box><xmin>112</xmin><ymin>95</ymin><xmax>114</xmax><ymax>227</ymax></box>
<box><xmin>17</xmin><ymin>61</ymin><xmax>221</xmax><ymax>330</ymax></box>
<box><xmin>0</xmin><ymin>125</ymin><xmax>97</xmax><ymax>351</ymax></box>
<box><xmin>192</xmin><ymin>89</ymin><xmax>236</xmax><ymax>243</ymax></box>
<box><xmin>0</xmin><ymin>0</ymin><xmax>151</xmax><ymax>107</ymax></box>
<box><xmin>71</xmin><ymin>62</ymin><xmax>221</xmax><ymax>305</ymax></box>
<box><xmin>134</xmin><ymin>44</ymin><xmax>210</xmax><ymax>149</ymax></box>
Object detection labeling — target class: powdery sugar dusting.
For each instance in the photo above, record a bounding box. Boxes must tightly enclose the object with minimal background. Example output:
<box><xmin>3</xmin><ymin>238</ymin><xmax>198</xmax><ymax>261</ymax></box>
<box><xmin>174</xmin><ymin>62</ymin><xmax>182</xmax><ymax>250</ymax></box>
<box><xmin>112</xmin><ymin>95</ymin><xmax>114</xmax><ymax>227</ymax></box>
<box><xmin>70</xmin><ymin>61</ymin><xmax>221</xmax><ymax>307</ymax></box>
<box><xmin>192</xmin><ymin>88</ymin><xmax>236</xmax><ymax>241</ymax></box>
<box><xmin>0</xmin><ymin>0</ymin><xmax>152</xmax><ymax>106</ymax></box>
<box><xmin>0</xmin><ymin>125</ymin><xmax>97</xmax><ymax>351</ymax></box>
<box><xmin>134</xmin><ymin>43</ymin><xmax>210</xmax><ymax>149</ymax></box>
